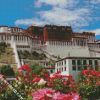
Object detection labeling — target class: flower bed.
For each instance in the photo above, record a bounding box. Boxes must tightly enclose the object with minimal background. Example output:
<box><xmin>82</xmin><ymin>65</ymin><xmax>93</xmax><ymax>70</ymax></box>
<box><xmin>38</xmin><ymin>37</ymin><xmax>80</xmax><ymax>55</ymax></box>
<box><xmin>0</xmin><ymin>64</ymin><xmax>100</xmax><ymax>100</ymax></box>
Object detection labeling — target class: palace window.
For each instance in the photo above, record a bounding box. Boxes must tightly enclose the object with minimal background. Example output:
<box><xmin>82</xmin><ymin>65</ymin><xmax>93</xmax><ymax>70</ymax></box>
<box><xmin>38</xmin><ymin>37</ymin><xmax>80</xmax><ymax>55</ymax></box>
<box><xmin>95</xmin><ymin>60</ymin><xmax>98</xmax><ymax>70</ymax></box>
<box><xmin>62</xmin><ymin>67</ymin><xmax>63</xmax><ymax>72</ymax></box>
<box><xmin>16</xmin><ymin>36</ymin><xmax>17</xmax><ymax>40</ymax></box>
<box><xmin>77</xmin><ymin>60</ymin><xmax>81</xmax><ymax>65</ymax></box>
<box><xmin>83</xmin><ymin>60</ymin><xmax>86</xmax><ymax>65</ymax></box>
<box><xmin>5</xmin><ymin>36</ymin><xmax>6</xmax><ymax>40</ymax></box>
<box><xmin>72</xmin><ymin>66</ymin><xmax>76</xmax><ymax>71</ymax></box>
<box><xmin>64</xmin><ymin>67</ymin><xmax>66</xmax><ymax>71</ymax></box>
<box><xmin>78</xmin><ymin>66</ymin><xmax>81</xmax><ymax>71</ymax></box>
<box><xmin>64</xmin><ymin>60</ymin><xmax>66</xmax><ymax>64</ymax></box>
<box><xmin>95</xmin><ymin>60</ymin><xmax>98</xmax><ymax>65</ymax></box>
<box><xmin>72</xmin><ymin>60</ymin><xmax>76</xmax><ymax>65</ymax></box>
<box><xmin>62</xmin><ymin>61</ymin><xmax>63</xmax><ymax>65</ymax></box>
<box><xmin>89</xmin><ymin>60</ymin><xmax>92</xmax><ymax>65</ymax></box>
<box><xmin>84</xmin><ymin>66</ymin><xmax>87</xmax><ymax>70</ymax></box>
<box><xmin>46</xmin><ymin>63</ymin><xmax>48</xmax><ymax>66</ymax></box>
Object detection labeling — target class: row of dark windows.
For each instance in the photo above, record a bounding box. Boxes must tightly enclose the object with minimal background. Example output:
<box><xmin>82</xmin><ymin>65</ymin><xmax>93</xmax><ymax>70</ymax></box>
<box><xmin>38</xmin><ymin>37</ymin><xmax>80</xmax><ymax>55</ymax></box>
<box><xmin>72</xmin><ymin>65</ymin><xmax>98</xmax><ymax>71</ymax></box>
<box><xmin>1</xmin><ymin>36</ymin><xmax>11</xmax><ymax>40</ymax></box>
<box><xmin>57</xmin><ymin>60</ymin><xmax>66</xmax><ymax>66</ymax></box>
<box><xmin>17</xmin><ymin>46</ymin><xmax>30</xmax><ymax>48</ymax></box>
<box><xmin>49</xmin><ymin>42</ymin><xmax>74</xmax><ymax>46</ymax></box>
<box><xmin>72</xmin><ymin>60</ymin><xmax>98</xmax><ymax>65</ymax></box>
<box><xmin>57</xmin><ymin>67</ymin><xmax>66</xmax><ymax>72</ymax></box>
<box><xmin>14</xmin><ymin>36</ymin><xmax>28</xmax><ymax>41</ymax></box>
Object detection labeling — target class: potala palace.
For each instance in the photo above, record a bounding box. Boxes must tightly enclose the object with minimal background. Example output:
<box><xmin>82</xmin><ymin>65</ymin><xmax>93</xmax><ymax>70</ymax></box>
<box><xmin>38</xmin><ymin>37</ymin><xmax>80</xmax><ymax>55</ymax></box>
<box><xmin>0</xmin><ymin>24</ymin><xmax>100</xmax><ymax>79</ymax></box>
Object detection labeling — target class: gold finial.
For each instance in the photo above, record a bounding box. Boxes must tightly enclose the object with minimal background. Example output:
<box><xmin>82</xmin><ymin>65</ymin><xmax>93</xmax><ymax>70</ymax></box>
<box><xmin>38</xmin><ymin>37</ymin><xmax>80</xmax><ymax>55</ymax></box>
<box><xmin>31</xmin><ymin>24</ymin><xmax>37</xmax><ymax>26</ymax></box>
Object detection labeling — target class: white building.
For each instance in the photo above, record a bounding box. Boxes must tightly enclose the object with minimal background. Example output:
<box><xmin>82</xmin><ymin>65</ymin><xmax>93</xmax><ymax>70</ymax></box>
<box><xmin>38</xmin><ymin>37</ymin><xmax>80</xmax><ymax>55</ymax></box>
<box><xmin>21</xmin><ymin>59</ymin><xmax>55</xmax><ymax>76</ymax></box>
<box><xmin>55</xmin><ymin>57</ymin><xmax>100</xmax><ymax>80</ymax></box>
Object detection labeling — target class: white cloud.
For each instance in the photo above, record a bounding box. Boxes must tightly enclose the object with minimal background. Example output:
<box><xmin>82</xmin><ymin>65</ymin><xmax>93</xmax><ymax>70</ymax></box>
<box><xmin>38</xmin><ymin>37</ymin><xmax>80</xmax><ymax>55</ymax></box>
<box><xmin>91</xmin><ymin>0</ymin><xmax>100</xmax><ymax>4</ymax></box>
<box><xmin>15</xmin><ymin>7</ymin><xmax>91</xmax><ymax>28</ymax></box>
<box><xmin>15</xmin><ymin>0</ymin><xmax>100</xmax><ymax>32</ymax></box>
<box><xmin>34</xmin><ymin>0</ymin><xmax>79</xmax><ymax>8</ymax></box>
<box><xmin>90</xmin><ymin>29</ymin><xmax>100</xmax><ymax>35</ymax></box>
<box><xmin>74</xmin><ymin>28</ymin><xmax>100</xmax><ymax>35</ymax></box>
<box><xmin>15</xmin><ymin>18</ymin><xmax>48</xmax><ymax>26</ymax></box>
<box><xmin>38</xmin><ymin>7</ymin><xmax>91</xmax><ymax>27</ymax></box>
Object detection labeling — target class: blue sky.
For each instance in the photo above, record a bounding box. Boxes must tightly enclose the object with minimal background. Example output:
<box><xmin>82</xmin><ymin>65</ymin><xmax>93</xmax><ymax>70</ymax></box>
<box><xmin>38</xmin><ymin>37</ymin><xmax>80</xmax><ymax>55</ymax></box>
<box><xmin>0</xmin><ymin>0</ymin><xmax>100</xmax><ymax>40</ymax></box>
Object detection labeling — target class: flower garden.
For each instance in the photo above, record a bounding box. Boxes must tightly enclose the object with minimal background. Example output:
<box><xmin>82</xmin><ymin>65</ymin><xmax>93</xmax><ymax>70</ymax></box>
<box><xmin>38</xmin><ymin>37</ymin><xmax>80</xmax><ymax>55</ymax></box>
<box><xmin>0</xmin><ymin>64</ymin><xmax>100</xmax><ymax>100</ymax></box>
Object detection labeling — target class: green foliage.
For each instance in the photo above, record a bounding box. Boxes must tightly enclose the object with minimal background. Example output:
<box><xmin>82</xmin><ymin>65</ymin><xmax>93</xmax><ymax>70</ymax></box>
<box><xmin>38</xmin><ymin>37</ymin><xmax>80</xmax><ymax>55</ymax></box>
<box><xmin>0</xmin><ymin>42</ymin><xmax>7</xmax><ymax>54</ymax></box>
<box><xmin>0</xmin><ymin>41</ymin><xmax>7</xmax><ymax>47</ymax></box>
<box><xmin>50</xmin><ymin>59</ymin><xmax>55</xmax><ymax>67</ymax></box>
<box><xmin>39</xmin><ymin>68</ymin><xmax>50</xmax><ymax>77</ymax></box>
<box><xmin>17</xmin><ymin>50</ymin><xmax>46</xmax><ymax>60</ymax></box>
<box><xmin>0</xmin><ymin>42</ymin><xmax>15</xmax><ymax>63</ymax></box>
<box><xmin>77</xmin><ymin>68</ymin><xmax>100</xmax><ymax>99</ymax></box>
<box><xmin>0</xmin><ymin>65</ymin><xmax>14</xmax><ymax>76</ymax></box>
<box><xmin>6</xmin><ymin>43</ymin><xmax>11</xmax><ymax>47</ymax></box>
<box><xmin>77</xmin><ymin>59</ymin><xmax>84</xmax><ymax>82</ymax></box>
<box><xmin>57</xmin><ymin>55</ymin><xmax>61</xmax><ymax>59</ymax></box>
<box><xmin>27</xmin><ymin>61</ymin><xmax>43</xmax><ymax>79</ymax></box>
<box><xmin>31</xmin><ymin>51</ymin><xmax>39</xmax><ymax>57</ymax></box>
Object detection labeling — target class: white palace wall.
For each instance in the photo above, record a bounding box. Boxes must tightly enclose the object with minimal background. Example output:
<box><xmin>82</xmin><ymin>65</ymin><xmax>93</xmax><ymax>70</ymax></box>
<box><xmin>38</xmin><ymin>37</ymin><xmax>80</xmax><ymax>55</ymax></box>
<box><xmin>42</xmin><ymin>41</ymin><xmax>90</xmax><ymax>58</ymax></box>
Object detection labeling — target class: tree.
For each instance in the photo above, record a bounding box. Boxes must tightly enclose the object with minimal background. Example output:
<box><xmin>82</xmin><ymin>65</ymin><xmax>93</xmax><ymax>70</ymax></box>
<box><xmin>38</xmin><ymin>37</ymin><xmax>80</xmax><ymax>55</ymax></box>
<box><xmin>0</xmin><ymin>41</ymin><xmax>7</xmax><ymax>47</ymax></box>
<box><xmin>7</xmin><ymin>43</ymin><xmax>11</xmax><ymax>47</ymax></box>
<box><xmin>27</xmin><ymin>61</ymin><xmax>49</xmax><ymax>79</ymax></box>
<box><xmin>57</xmin><ymin>55</ymin><xmax>61</xmax><ymax>59</ymax></box>
<box><xmin>0</xmin><ymin>65</ymin><xmax>14</xmax><ymax>76</ymax></box>
<box><xmin>31</xmin><ymin>51</ymin><xmax>39</xmax><ymax>57</ymax></box>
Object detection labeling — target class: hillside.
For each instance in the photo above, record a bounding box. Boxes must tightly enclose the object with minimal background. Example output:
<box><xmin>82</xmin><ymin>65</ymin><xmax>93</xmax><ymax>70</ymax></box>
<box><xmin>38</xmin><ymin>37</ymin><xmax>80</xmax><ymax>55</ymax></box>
<box><xmin>0</xmin><ymin>42</ymin><xmax>15</xmax><ymax>63</ymax></box>
<box><xmin>17</xmin><ymin>50</ymin><xmax>47</xmax><ymax>60</ymax></box>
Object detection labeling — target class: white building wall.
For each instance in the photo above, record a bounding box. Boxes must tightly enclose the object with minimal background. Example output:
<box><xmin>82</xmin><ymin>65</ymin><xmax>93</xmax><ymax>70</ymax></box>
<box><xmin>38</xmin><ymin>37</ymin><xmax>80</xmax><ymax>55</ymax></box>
<box><xmin>11</xmin><ymin>42</ymin><xmax>21</xmax><ymax>68</ymax></box>
<box><xmin>60</xmin><ymin>59</ymin><xmax>69</xmax><ymax>76</ymax></box>
<box><xmin>42</xmin><ymin>41</ymin><xmax>90</xmax><ymax>58</ymax></box>
<box><xmin>1</xmin><ymin>27</ymin><xmax>7</xmax><ymax>32</ymax></box>
<box><xmin>69</xmin><ymin>59</ymin><xmax>79</xmax><ymax>80</ymax></box>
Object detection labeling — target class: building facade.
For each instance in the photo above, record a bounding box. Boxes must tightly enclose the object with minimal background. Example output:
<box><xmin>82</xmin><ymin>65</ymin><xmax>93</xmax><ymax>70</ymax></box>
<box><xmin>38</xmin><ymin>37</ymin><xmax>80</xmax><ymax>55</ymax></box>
<box><xmin>55</xmin><ymin>57</ymin><xmax>100</xmax><ymax>80</ymax></box>
<box><xmin>0</xmin><ymin>24</ymin><xmax>100</xmax><ymax>69</ymax></box>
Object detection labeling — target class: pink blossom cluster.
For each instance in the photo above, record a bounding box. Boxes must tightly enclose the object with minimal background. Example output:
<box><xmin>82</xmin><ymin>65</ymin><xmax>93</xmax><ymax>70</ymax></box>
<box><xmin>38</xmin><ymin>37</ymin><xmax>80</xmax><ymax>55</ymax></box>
<box><xmin>32</xmin><ymin>88</ymin><xmax>81</xmax><ymax>100</ymax></box>
<box><xmin>0</xmin><ymin>74</ymin><xmax>6</xmax><ymax>79</ymax></box>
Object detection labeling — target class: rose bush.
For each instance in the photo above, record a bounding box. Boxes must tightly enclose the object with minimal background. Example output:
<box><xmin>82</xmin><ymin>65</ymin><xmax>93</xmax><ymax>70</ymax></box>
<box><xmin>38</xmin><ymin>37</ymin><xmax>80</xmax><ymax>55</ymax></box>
<box><xmin>77</xmin><ymin>65</ymin><xmax>100</xmax><ymax>99</ymax></box>
<box><xmin>2</xmin><ymin>64</ymin><xmax>100</xmax><ymax>100</ymax></box>
<box><xmin>32</xmin><ymin>88</ymin><xmax>81</xmax><ymax>100</ymax></box>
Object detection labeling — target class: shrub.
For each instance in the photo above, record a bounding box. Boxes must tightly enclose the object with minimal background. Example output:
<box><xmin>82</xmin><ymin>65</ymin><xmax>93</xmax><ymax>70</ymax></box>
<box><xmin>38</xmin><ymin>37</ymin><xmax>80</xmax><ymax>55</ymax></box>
<box><xmin>0</xmin><ymin>65</ymin><xmax>14</xmax><ymax>76</ymax></box>
<box><xmin>0</xmin><ymin>41</ymin><xmax>7</xmax><ymax>47</ymax></box>
<box><xmin>77</xmin><ymin>65</ymin><xmax>100</xmax><ymax>99</ymax></box>
<box><xmin>6</xmin><ymin>43</ymin><xmax>11</xmax><ymax>47</ymax></box>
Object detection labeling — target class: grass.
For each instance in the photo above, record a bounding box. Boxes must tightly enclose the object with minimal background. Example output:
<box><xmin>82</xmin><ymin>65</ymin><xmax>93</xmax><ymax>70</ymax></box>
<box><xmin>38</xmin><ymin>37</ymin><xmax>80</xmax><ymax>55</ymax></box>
<box><xmin>11</xmin><ymin>65</ymin><xmax>18</xmax><ymax>73</ymax></box>
<box><xmin>0</xmin><ymin>45</ymin><xmax>15</xmax><ymax>63</ymax></box>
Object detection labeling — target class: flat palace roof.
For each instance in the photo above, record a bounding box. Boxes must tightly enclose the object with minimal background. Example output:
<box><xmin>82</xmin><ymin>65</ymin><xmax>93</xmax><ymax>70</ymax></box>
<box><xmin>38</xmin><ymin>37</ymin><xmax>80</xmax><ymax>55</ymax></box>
<box><xmin>56</xmin><ymin>57</ymin><xmax>100</xmax><ymax>62</ymax></box>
